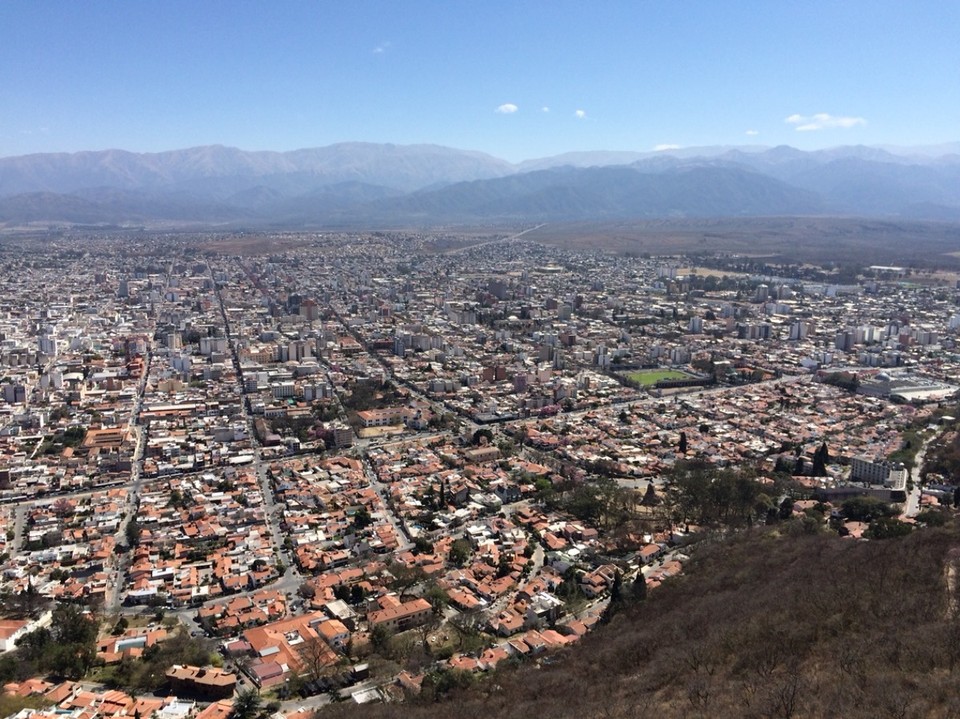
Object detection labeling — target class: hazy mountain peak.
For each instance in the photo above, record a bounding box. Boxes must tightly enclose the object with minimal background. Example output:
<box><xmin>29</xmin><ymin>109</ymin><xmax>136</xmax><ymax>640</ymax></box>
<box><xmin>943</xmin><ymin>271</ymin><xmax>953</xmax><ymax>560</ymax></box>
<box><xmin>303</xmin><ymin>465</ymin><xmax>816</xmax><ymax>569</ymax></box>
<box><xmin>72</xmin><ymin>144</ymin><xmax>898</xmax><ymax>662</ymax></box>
<box><xmin>1</xmin><ymin>141</ymin><xmax>958</xmax><ymax>227</ymax></box>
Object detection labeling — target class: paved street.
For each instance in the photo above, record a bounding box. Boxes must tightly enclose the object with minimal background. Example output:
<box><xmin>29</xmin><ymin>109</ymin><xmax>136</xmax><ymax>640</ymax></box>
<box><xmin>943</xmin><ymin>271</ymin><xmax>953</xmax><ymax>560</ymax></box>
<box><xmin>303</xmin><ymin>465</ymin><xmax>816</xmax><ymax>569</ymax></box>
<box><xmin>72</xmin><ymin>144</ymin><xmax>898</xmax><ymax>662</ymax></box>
<box><xmin>902</xmin><ymin>432</ymin><xmax>937</xmax><ymax>520</ymax></box>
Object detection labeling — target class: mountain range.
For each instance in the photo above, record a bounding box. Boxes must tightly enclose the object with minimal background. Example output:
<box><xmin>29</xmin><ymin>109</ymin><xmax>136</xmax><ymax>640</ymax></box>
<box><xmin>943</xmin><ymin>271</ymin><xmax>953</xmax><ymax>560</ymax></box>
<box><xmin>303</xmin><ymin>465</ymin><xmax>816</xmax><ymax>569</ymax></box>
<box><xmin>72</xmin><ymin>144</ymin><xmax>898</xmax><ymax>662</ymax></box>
<box><xmin>1</xmin><ymin>142</ymin><xmax>959</xmax><ymax>227</ymax></box>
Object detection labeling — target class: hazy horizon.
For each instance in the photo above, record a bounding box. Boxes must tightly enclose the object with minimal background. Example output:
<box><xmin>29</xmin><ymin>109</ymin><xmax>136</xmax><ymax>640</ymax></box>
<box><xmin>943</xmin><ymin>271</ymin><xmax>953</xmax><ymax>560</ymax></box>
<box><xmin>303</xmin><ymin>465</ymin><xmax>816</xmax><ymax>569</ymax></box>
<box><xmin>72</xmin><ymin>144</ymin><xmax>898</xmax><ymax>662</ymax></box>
<box><xmin>2</xmin><ymin>139</ymin><xmax>960</xmax><ymax>165</ymax></box>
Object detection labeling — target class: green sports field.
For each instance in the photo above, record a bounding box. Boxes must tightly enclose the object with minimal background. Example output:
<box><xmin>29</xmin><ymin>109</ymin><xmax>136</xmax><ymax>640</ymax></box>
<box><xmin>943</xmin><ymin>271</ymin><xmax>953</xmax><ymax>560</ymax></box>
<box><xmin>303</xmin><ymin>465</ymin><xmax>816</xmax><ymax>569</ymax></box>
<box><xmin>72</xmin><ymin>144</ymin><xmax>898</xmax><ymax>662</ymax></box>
<box><xmin>626</xmin><ymin>369</ymin><xmax>691</xmax><ymax>386</ymax></box>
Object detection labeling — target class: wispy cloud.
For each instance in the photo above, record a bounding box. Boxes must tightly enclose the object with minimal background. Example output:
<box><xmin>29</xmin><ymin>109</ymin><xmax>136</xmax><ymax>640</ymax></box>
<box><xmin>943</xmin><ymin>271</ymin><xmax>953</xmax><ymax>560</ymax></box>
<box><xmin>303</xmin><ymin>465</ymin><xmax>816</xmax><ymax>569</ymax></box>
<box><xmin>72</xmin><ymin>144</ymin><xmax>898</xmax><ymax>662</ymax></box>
<box><xmin>785</xmin><ymin>113</ymin><xmax>866</xmax><ymax>131</ymax></box>
<box><xmin>495</xmin><ymin>103</ymin><xmax>518</xmax><ymax>114</ymax></box>
<box><xmin>574</xmin><ymin>109</ymin><xmax>586</xmax><ymax>119</ymax></box>
<box><xmin>541</xmin><ymin>106</ymin><xmax>550</xmax><ymax>113</ymax></box>
<box><xmin>372</xmin><ymin>42</ymin><xmax>391</xmax><ymax>54</ymax></box>
<box><xmin>745</xmin><ymin>129</ymin><xmax>759</xmax><ymax>136</ymax></box>
<box><xmin>654</xmin><ymin>144</ymin><xmax>681</xmax><ymax>151</ymax></box>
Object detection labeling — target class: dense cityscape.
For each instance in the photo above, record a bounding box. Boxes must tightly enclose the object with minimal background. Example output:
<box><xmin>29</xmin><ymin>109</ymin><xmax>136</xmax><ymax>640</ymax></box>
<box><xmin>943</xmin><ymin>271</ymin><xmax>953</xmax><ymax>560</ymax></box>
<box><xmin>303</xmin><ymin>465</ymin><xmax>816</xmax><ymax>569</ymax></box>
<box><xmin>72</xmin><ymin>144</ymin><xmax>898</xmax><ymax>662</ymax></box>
<box><xmin>0</xmin><ymin>229</ymin><xmax>958</xmax><ymax>716</ymax></box>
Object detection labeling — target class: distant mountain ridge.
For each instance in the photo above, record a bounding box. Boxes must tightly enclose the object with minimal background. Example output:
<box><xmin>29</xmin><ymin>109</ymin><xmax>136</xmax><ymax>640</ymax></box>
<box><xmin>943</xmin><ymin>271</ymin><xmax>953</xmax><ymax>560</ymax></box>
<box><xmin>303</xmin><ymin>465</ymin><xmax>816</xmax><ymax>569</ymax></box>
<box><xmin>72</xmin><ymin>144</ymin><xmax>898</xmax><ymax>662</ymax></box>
<box><xmin>0</xmin><ymin>143</ymin><xmax>514</xmax><ymax>196</ymax></box>
<box><xmin>350</xmin><ymin>165</ymin><xmax>824</xmax><ymax>223</ymax></box>
<box><xmin>1</xmin><ymin>141</ymin><xmax>959</xmax><ymax>226</ymax></box>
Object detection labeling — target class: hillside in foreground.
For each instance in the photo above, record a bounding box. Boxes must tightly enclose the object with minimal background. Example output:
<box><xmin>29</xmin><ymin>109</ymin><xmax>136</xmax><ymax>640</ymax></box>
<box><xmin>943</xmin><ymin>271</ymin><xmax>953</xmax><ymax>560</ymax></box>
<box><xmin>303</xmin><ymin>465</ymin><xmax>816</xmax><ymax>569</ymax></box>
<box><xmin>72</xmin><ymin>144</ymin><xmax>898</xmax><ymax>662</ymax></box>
<box><xmin>321</xmin><ymin>525</ymin><xmax>960</xmax><ymax>719</ymax></box>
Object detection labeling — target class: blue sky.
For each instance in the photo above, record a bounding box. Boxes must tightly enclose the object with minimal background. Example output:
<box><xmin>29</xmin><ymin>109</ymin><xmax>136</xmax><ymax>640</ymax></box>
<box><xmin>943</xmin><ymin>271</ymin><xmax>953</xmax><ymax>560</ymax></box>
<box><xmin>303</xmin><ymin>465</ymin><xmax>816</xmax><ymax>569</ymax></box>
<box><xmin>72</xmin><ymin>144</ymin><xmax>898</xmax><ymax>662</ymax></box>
<box><xmin>1</xmin><ymin>1</ymin><xmax>957</xmax><ymax>161</ymax></box>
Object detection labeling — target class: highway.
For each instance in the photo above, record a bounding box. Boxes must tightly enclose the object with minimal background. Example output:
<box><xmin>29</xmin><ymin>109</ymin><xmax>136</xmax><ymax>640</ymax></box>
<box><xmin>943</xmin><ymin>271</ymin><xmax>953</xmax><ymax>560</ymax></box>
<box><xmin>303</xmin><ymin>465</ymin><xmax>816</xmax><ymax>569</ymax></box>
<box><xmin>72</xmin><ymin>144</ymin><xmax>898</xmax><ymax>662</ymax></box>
<box><xmin>441</xmin><ymin>223</ymin><xmax>547</xmax><ymax>256</ymax></box>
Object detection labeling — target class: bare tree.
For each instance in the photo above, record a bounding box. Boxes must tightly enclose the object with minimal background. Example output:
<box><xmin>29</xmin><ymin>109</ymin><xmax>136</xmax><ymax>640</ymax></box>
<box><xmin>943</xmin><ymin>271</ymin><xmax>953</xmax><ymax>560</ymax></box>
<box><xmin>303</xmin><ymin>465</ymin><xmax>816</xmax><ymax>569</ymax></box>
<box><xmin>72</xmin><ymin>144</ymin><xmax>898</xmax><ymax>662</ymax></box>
<box><xmin>385</xmin><ymin>562</ymin><xmax>426</xmax><ymax>601</ymax></box>
<box><xmin>297</xmin><ymin>637</ymin><xmax>335</xmax><ymax>681</ymax></box>
<box><xmin>416</xmin><ymin>612</ymin><xmax>442</xmax><ymax>655</ymax></box>
<box><xmin>449</xmin><ymin>609</ymin><xmax>489</xmax><ymax>650</ymax></box>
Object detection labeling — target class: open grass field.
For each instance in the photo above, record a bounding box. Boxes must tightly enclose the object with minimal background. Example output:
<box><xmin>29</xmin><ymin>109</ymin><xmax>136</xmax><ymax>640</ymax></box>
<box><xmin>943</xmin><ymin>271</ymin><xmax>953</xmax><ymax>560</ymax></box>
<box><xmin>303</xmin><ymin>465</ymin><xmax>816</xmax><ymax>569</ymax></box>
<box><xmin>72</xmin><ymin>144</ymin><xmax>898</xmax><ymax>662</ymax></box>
<box><xmin>626</xmin><ymin>369</ymin><xmax>691</xmax><ymax>386</ymax></box>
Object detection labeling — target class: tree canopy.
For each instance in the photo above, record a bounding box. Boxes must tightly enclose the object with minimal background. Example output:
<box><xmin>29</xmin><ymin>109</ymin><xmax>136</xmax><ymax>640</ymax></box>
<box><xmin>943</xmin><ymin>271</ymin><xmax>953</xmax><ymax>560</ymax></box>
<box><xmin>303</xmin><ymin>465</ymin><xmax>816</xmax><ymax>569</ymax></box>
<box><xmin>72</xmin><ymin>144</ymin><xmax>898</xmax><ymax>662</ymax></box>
<box><xmin>16</xmin><ymin>603</ymin><xmax>99</xmax><ymax>680</ymax></box>
<box><xmin>665</xmin><ymin>461</ymin><xmax>762</xmax><ymax>529</ymax></box>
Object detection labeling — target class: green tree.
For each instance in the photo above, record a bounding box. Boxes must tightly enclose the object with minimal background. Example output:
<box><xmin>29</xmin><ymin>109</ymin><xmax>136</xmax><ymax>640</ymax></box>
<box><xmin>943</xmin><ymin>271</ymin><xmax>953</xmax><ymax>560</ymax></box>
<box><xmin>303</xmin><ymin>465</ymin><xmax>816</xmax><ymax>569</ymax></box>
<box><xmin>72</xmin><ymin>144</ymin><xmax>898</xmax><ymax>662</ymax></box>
<box><xmin>641</xmin><ymin>483</ymin><xmax>660</xmax><ymax>507</ymax></box>
<box><xmin>385</xmin><ymin>562</ymin><xmax>426</xmax><ymax>601</ymax></box>
<box><xmin>866</xmin><ymin>517</ymin><xmax>913</xmax><ymax>540</ymax></box>
<box><xmin>125</xmin><ymin>519</ymin><xmax>141</xmax><ymax>548</ymax></box>
<box><xmin>168</xmin><ymin>489</ymin><xmax>185</xmax><ymax>509</ymax></box>
<box><xmin>667</xmin><ymin>462</ymin><xmax>761</xmax><ymax>529</ymax></box>
<box><xmin>602</xmin><ymin>570</ymin><xmax>626</xmax><ymax>624</ymax></box>
<box><xmin>15</xmin><ymin>627</ymin><xmax>52</xmax><ymax>663</ymax></box>
<box><xmin>369</xmin><ymin>624</ymin><xmax>394</xmax><ymax>653</ymax></box>
<box><xmin>610</xmin><ymin>570</ymin><xmax>623</xmax><ymax>604</ymax></box>
<box><xmin>811</xmin><ymin>442</ymin><xmax>829</xmax><ymax>477</ymax></box>
<box><xmin>472</xmin><ymin>429</ymin><xmax>494</xmax><ymax>445</ymax></box>
<box><xmin>352</xmin><ymin>506</ymin><xmax>372</xmax><ymax>529</ymax></box>
<box><xmin>496</xmin><ymin>553</ymin><xmax>513</xmax><ymax>578</ymax></box>
<box><xmin>111</xmin><ymin>617</ymin><xmax>129</xmax><ymax>636</ymax></box>
<box><xmin>17</xmin><ymin>603</ymin><xmax>99</xmax><ymax>679</ymax></box>
<box><xmin>916</xmin><ymin>509</ymin><xmax>949</xmax><ymax>527</ymax></box>
<box><xmin>350</xmin><ymin>584</ymin><xmax>366</xmax><ymax>605</ymax></box>
<box><xmin>841</xmin><ymin>496</ymin><xmax>896</xmax><ymax>522</ymax></box>
<box><xmin>423</xmin><ymin>667</ymin><xmax>475</xmax><ymax>700</ymax></box>
<box><xmin>565</xmin><ymin>484</ymin><xmax>604</xmax><ymax>523</ymax></box>
<box><xmin>448</xmin><ymin>539</ymin><xmax>472</xmax><ymax>568</ymax></box>
<box><xmin>778</xmin><ymin>497</ymin><xmax>795</xmax><ymax>521</ymax></box>
<box><xmin>533</xmin><ymin>477</ymin><xmax>556</xmax><ymax>504</ymax></box>
<box><xmin>422</xmin><ymin>583</ymin><xmax>448</xmax><ymax>614</ymax></box>
<box><xmin>229</xmin><ymin>689</ymin><xmax>263</xmax><ymax>719</ymax></box>
<box><xmin>413</xmin><ymin>536</ymin><xmax>435</xmax><ymax>555</ymax></box>
<box><xmin>48</xmin><ymin>642</ymin><xmax>96</xmax><ymax>681</ymax></box>
<box><xmin>52</xmin><ymin>604</ymin><xmax>98</xmax><ymax>651</ymax></box>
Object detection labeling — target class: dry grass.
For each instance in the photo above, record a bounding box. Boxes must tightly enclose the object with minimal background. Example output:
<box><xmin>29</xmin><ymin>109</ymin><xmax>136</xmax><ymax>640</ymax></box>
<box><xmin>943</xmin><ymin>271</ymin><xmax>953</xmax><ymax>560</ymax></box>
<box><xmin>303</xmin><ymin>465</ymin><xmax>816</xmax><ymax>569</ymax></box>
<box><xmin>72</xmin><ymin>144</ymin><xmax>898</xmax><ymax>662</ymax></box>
<box><xmin>526</xmin><ymin>217</ymin><xmax>960</xmax><ymax>269</ymax></box>
<box><xmin>320</xmin><ymin>522</ymin><xmax>960</xmax><ymax>719</ymax></box>
<box><xmin>197</xmin><ymin>235</ymin><xmax>315</xmax><ymax>255</ymax></box>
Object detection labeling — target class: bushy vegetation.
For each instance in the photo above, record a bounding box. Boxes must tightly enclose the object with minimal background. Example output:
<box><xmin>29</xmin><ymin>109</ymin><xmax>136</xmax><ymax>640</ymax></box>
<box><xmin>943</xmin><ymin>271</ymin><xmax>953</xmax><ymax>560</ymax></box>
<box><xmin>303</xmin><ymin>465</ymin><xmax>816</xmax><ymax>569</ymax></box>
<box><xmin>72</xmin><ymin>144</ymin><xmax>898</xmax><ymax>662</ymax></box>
<box><xmin>664</xmin><ymin>461</ymin><xmax>766</xmax><ymax>529</ymax></box>
<box><xmin>319</xmin><ymin>522</ymin><xmax>960</xmax><ymax>719</ymax></box>
<box><xmin>103</xmin><ymin>630</ymin><xmax>214</xmax><ymax>693</ymax></box>
<box><xmin>37</xmin><ymin>425</ymin><xmax>86</xmax><ymax>456</ymax></box>
<box><xmin>8</xmin><ymin>604</ymin><xmax>98</xmax><ymax>681</ymax></box>
<box><xmin>0</xmin><ymin>694</ymin><xmax>52</xmax><ymax>718</ymax></box>
<box><xmin>342</xmin><ymin>379</ymin><xmax>406</xmax><ymax>412</ymax></box>
<box><xmin>893</xmin><ymin>404</ymin><xmax>960</xmax><ymax>473</ymax></box>
<box><xmin>0</xmin><ymin>598</ymin><xmax>215</xmax><ymax>694</ymax></box>
<box><xmin>922</xmin><ymin>412</ymin><xmax>960</xmax><ymax>480</ymax></box>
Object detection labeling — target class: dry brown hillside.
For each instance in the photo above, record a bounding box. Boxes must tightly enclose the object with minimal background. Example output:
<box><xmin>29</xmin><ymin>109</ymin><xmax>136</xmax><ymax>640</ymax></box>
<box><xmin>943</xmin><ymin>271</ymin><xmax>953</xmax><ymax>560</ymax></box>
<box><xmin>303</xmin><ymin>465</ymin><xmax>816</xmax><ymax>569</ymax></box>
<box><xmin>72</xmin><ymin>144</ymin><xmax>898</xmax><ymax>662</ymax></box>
<box><xmin>320</xmin><ymin>524</ymin><xmax>960</xmax><ymax>719</ymax></box>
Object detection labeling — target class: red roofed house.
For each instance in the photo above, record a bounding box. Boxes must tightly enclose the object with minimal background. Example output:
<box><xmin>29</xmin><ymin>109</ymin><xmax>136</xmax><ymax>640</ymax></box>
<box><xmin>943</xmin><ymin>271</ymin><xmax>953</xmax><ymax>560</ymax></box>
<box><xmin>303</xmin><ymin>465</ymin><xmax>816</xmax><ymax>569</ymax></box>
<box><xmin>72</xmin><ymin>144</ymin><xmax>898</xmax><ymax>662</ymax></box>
<box><xmin>367</xmin><ymin>597</ymin><xmax>432</xmax><ymax>633</ymax></box>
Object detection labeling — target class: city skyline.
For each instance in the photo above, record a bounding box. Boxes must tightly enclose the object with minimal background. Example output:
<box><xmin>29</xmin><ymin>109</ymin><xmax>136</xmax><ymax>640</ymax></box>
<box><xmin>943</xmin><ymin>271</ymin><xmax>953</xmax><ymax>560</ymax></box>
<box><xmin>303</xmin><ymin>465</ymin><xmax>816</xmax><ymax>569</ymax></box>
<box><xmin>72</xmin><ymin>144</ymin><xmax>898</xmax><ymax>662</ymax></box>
<box><xmin>2</xmin><ymin>1</ymin><xmax>958</xmax><ymax>161</ymax></box>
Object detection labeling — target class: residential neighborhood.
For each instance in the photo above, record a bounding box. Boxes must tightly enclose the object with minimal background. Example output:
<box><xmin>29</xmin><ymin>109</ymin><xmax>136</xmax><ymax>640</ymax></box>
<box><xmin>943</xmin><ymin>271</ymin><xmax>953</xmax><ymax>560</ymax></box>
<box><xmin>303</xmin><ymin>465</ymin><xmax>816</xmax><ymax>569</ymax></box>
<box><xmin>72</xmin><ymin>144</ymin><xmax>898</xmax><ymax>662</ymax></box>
<box><xmin>1</xmin><ymin>230</ymin><xmax>959</xmax><ymax>716</ymax></box>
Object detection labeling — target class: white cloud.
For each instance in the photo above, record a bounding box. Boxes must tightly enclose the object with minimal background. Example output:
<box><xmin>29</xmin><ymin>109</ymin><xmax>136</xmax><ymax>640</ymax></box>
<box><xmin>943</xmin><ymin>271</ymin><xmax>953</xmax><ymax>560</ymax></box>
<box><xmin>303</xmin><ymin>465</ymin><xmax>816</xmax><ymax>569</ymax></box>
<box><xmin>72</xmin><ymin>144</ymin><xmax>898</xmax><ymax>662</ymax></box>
<box><xmin>745</xmin><ymin>129</ymin><xmax>759</xmax><ymax>136</ymax></box>
<box><xmin>541</xmin><ymin>106</ymin><xmax>550</xmax><ymax>113</ymax></box>
<box><xmin>373</xmin><ymin>42</ymin><xmax>391</xmax><ymax>54</ymax></box>
<box><xmin>784</xmin><ymin>113</ymin><xmax>866</xmax><ymax>131</ymax></box>
<box><xmin>654</xmin><ymin>144</ymin><xmax>681</xmax><ymax>151</ymax></box>
<box><xmin>574</xmin><ymin>109</ymin><xmax>586</xmax><ymax>119</ymax></box>
<box><xmin>495</xmin><ymin>103</ymin><xmax>519</xmax><ymax>114</ymax></box>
